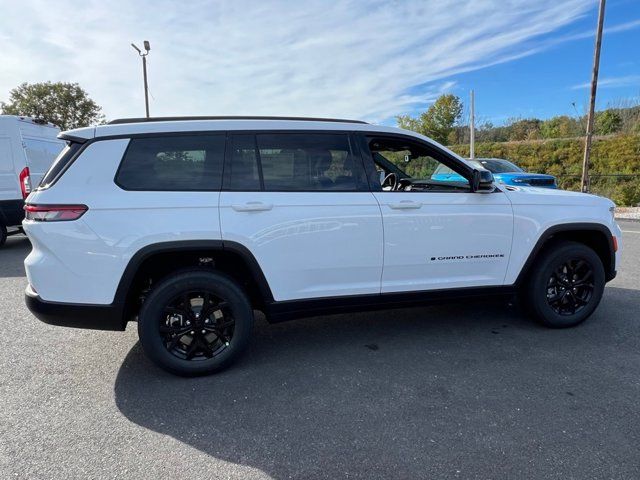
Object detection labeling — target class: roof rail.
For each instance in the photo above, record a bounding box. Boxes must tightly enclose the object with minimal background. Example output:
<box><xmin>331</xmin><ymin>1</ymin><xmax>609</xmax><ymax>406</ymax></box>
<box><xmin>107</xmin><ymin>116</ymin><xmax>368</xmax><ymax>125</ymax></box>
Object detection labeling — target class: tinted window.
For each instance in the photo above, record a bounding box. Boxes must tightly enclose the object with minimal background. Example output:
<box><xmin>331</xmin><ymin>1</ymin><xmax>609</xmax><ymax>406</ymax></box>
<box><xmin>226</xmin><ymin>134</ymin><xmax>261</xmax><ymax>191</ymax></box>
<box><xmin>38</xmin><ymin>142</ymin><xmax>83</xmax><ymax>189</ymax></box>
<box><xmin>116</xmin><ymin>135</ymin><xmax>225</xmax><ymax>191</ymax></box>
<box><xmin>256</xmin><ymin>133</ymin><xmax>365</xmax><ymax>191</ymax></box>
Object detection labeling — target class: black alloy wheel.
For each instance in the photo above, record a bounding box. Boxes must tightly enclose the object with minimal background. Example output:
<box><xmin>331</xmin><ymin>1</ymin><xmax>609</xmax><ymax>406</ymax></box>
<box><xmin>545</xmin><ymin>258</ymin><xmax>595</xmax><ymax>316</ymax></box>
<box><xmin>138</xmin><ymin>270</ymin><xmax>254</xmax><ymax>376</ymax></box>
<box><xmin>525</xmin><ymin>240</ymin><xmax>605</xmax><ymax>328</ymax></box>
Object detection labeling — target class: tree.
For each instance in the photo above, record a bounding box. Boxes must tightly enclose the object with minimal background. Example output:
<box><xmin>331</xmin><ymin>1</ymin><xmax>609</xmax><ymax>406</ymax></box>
<box><xmin>397</xmin><ymin>94</ymin><xmax>463</xmax><ymax>144</ymax></box>
<box><xmin>505</xmin><ymin>118</ymin><xmax>542</xmax><ymax>141</ymax></box>
<box><xmin>540</xmin><ymin>115</ymin><xmax>581</xmax><ymax>139</ymax></box>
<box><xmin>1</xmin><ymin>82</ymin><xmax>104</xmax><ymax>130</ymax></box>
<box><xmin>595</xmin><ymin>110</ymin><xmax>622</xmax><ymax>135</ymax></box>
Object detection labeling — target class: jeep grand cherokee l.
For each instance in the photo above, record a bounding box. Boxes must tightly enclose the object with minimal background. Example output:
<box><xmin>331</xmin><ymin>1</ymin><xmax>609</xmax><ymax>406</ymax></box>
<box><xmin>23</xmin><ymin>117</ymin><xmax>622</xmax><ymax>376</ymax></box>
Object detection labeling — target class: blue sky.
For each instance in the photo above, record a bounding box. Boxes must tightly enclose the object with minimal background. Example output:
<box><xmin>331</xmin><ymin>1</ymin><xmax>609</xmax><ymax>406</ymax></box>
<box><xmin>450</xmin><ymin>0</ymin><xmax>640</xmax><ymax>125</ymax></box>
<box><xmin>0</xmin><ymin>0</ymin><xmax>638</xmax><ymax>126</ymax></box>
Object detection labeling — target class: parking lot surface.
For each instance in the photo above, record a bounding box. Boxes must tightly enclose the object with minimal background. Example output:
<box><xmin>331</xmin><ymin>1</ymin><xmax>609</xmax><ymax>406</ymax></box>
<box><xmin>1</xmin><ymin>221</ymin><xmax>639</xmax><ymax>479</ymax></box>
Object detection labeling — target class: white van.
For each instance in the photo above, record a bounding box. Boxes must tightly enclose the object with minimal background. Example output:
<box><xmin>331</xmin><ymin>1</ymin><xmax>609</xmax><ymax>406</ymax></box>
<box><xmin>0</xmin><ymin>116</ymin><xmax>64</xmax><ymax>246</ymax></box>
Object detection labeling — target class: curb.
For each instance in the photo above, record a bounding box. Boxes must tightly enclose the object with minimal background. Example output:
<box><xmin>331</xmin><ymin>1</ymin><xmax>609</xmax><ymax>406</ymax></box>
<box><xmin>615</xmin><ymin>217</ymin><xmax>640</xmax><ymax>223</ymax></box>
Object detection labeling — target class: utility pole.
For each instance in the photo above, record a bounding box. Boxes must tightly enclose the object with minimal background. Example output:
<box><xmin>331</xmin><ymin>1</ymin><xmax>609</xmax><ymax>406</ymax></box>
<box><xmin>581</xmin><ymin>0</ymin><xmax>606</xmax><ymax>193</ymax></box>
<box><xmin>131</xmin><ymin>40</ymin><xmax>151</xmax><ymax>118</ymax></box>
<box><xmin>469</xmin><ymin>90</ymin><xmax>475</xmax><ymax>160</ymax></box>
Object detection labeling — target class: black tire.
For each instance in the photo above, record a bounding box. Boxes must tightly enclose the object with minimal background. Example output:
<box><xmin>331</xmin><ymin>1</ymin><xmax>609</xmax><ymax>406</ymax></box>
<box><xmin>0</xmin><ymin>224</ymin><xmax>7</xmax><ymax>247</ymax></box>
<box><xmin>525</xmin><ymin>241</ymin><xmax>605</xmax><ymax>328</ymax></box>
<box><xmin>138</xmin><ymin>269</ymin><xmax>254</xmax><ymax>376</ymax></box>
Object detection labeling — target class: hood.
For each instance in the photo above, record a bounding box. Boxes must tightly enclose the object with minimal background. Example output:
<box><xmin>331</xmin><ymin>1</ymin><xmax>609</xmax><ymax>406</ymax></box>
<box><xmin>500</xmin><ymin>185</ymin><xmax>615</xmax><ymax>208</ymax></box>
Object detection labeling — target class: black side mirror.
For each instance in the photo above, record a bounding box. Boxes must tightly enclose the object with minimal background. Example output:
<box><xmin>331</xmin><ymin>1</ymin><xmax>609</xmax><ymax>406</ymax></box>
<box><xmin>470</xmin><ymin>169</ymin><xmax>495</xmax><ymax>193</ymax></box>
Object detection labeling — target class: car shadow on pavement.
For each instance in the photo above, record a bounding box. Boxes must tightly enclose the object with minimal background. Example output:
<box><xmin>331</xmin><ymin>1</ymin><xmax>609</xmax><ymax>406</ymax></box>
<box><xmin>0</xmin><ymin>235</ymin><xmax>30</xmax><ymax>277</ymax></box>
<box><xmin>114</xmin><ymin>286</ymin><xmax>640</xmax><ymax>479</ymax></box>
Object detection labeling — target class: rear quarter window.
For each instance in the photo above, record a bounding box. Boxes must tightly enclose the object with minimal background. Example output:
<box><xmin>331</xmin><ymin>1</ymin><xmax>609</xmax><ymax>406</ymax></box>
<box><xmin>38</xmin><ymin>142</ymin><xmax>83</xmax><ymax>189</ymax></box>
<box><xmin>116</xmin><ymin>134</ymin><xmax>225</xmax><ymax>191</ymax></box>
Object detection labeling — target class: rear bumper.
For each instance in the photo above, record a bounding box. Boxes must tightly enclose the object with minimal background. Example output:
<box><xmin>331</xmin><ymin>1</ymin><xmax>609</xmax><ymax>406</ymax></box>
<box><xmin>25</xmin><ymin>285</ymin><xmax>125</xmax><ymax>331</ymax></box>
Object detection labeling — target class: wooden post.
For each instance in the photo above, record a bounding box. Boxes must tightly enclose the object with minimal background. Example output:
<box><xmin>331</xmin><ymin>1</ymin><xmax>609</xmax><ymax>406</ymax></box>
<box><xmin>581</xmin><ymin>0</ymin><xmax>606</xmax><ymax>193</ymax></box>
<box><xmin>470</xmin><ymin>90</ymin><xmax>475</xmax><ymax>160</ymax></box>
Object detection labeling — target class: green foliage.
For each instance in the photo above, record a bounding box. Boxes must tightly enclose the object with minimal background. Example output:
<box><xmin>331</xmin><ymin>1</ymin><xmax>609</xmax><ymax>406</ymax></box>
<box><xmin>449</xmin><ymin>135</ymin><xmax>640</xmax><ymax>206</ymax></box>
<box><xmin>540</xmin><ymin>115</ymin><xmax>582</xmax><ymax>139</ymax></box>
<box><xmin>505</xmin><ymin>118</ymin><xmax>542</xmax><ymax>141</ymax></box>
<box><xmin>397</xmin><ymin>94</ymin><xmax>462</xmax><ymax>144</ymax></box>
<box><xmin>595</xmin><ymin>110</ymin><xmax>622</xmax><ymax>135</ymax></box>
<box><xmin>1</xmin><ymin>82</ymin><xmax>105</xmax><ymax>130</ymax></box>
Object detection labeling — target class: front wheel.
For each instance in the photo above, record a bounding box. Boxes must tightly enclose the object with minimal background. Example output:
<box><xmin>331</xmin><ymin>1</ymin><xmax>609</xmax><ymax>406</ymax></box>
<box><xmin>525</xmin><ymin>241</ymin><xmax>605</xmax><ymax>328</ymax></box>
<box><xmin>0</xmin><ymin>224</ymin><xmax>7</xmax><ymax>247</ymax></box>
<box><xmin>138</xmin><ymin>270</ymin><xmax>254</xmax><ymax>376</ymax></box>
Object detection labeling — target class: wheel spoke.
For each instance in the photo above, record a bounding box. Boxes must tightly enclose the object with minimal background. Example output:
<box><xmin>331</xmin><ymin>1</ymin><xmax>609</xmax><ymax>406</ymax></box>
<box><xmin>216</xmin><ymin>318</ymin><xmax>235</xmax><ymax>330</ymax></box>
<box><xmin>185</xmin><ymin>337</ymin><xmax>200</xmax><ymax>360</ymax></box>
<box><xmin>167</xmin><ymin>332</ymin><xmax>187</xmax><ymax>350</ymax></box>
<box><xmin>199</xmin><ymin>293</ymin><xmax>211</xmax><ymax>318</ymax></box>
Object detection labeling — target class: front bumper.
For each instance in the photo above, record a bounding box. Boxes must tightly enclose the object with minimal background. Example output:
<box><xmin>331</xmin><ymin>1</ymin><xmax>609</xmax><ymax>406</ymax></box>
<box><xmin>25</xmin><ymin>285</ymin><xmax>126</xmax><ymax>331</ymax></box>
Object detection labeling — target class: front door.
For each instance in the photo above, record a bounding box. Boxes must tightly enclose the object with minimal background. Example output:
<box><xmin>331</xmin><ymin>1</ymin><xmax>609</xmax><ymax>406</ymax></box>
<box><xmin>362</xmin><ymin>134</ymin><xmax>514</xmax><ymax>293</ymax></box>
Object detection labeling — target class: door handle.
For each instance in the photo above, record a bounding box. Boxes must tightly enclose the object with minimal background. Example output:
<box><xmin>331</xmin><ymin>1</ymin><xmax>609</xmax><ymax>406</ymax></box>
<box><xmin>231</xmin><ymin>202</ymin><xmax>273</xmax><ymax>212</ymax></box>
<box><xmin>389</xmin><ymin>200</ymin><xmax>422</xmax><ymax>210</ymax></box>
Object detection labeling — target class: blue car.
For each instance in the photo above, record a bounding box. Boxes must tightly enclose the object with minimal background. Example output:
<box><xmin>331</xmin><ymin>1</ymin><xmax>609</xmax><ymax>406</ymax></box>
<box><xmin>432</xmin><ymin>158</ymin><xmax>557</xmax><ymax>188</ymax></box>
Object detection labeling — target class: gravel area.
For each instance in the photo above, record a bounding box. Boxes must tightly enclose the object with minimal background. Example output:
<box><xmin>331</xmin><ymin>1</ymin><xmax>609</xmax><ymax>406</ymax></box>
<box><xmin>615</xmin><ymin>207</ymin><xmax>640</xmax><ymax>221</ymax></box>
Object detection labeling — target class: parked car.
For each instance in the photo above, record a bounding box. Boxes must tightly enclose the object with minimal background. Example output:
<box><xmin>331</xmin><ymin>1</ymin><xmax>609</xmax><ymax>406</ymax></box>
<box><xmin>0</xmin><ymin>115</ymin><xmax>64</xmax><ymax>246</ymax></box>
<box><xmin>23</xmin><ymin>117</ymin><xmax>621</xmax><ymax>376</ymax></box>
<box><xmin>432</xmin><ymin>157</ymin><xmax>557</xmax><ymax>188</ymax></box>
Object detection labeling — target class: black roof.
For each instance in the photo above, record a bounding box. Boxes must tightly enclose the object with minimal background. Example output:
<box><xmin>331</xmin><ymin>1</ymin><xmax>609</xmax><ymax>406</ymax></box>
<box><xmin>107</xmin><ymin>116</ymin><xmax>368</xmax><ymax>125</ymax></box>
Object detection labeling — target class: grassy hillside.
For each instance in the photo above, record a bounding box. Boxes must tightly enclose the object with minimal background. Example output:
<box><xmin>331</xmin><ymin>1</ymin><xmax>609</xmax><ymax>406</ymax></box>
<box><xmin>448</xmin><ymin>134</ymin><xmax>640</xmax><ymax>206</ymax></box>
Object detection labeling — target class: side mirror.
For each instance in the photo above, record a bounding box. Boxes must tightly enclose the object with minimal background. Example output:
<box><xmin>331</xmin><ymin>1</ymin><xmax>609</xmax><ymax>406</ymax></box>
<box><xmin>470</xmin><ymin>169</ymin><xmax>495</xmax><ymax>193</ymax></box>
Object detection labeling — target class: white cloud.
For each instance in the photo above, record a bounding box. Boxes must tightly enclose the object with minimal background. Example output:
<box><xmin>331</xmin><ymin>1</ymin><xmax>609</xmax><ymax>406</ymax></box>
<box><xmin>0</xmin><ymin>0</ymin><xmax>595</xmax><ymax>123</ymax></box>
<box><xmin>571</xmin><ymin>74</ymin><xmax>640</xmax><ymax>90</ymax></box>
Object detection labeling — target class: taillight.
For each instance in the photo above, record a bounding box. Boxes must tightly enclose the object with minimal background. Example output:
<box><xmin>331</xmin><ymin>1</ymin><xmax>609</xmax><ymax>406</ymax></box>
<box><xmin>19</xmin><ymin>167</ymin><xmax>31</xmax><ymax>199</ymax></box>
<box><xmin>24</xmin><ymin>204</ymin><xmax>88</xmax><ymax>222</ymax></box>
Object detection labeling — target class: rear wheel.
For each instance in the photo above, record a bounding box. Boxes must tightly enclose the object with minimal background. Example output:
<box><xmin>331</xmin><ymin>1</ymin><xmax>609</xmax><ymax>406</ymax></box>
<box><xmin>138</xmin><ymin>269</ymin><xmax>254</xmax><ymax>376</ymax></box>
<box><xmin>0</xmin><ymin>224</ymin><xmax>7</xmax><ymax>247</ymax></box>
<box><xmin>525</xmin><ymin>241</ymin><xmax>605</xmax><ymax>328</ymax></box>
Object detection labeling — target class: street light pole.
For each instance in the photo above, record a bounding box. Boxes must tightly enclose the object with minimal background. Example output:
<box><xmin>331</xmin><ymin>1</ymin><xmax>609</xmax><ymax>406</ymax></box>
<box><xmin>581</xmin><ymin>0</ymin><xmax>606</xmax><ymax>193</ymax></box>
<box><xmin>131</xmin><ymin>41</ymin><xmax>151</xmax><ymax>118</ymax></box>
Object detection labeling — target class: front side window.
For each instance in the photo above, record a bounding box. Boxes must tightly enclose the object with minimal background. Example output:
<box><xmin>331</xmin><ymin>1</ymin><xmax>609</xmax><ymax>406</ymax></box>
<box><xmin>225</xmin><ymin>133</ymin><xmax>367</xmax><ymax>192</ymax></box>
<box><xmin>116</xmin><ymin>134</ymin><xmax>225</xmax><ymax>191</ymax></box>
<box><xmin>368</xmin><ymin>136</ymin><xmax>470</xmax><ymax>192</ymax></box>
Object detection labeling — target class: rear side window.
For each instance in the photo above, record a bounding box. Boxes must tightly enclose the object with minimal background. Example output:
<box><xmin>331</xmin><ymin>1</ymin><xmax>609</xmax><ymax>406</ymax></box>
<box><xmin>116</xmin><ymin>134</ymin><xmax>225</xmax><ymax>191</ymax></box>
<box><xmin>38</xmin><ymin>142</ymin><xmax>83</xmax><ymax>189</ymax></box>
<box><xmin>225</xmin><ymin>132</ymin><xmax>367</xmax><ymax>191</ymax></box>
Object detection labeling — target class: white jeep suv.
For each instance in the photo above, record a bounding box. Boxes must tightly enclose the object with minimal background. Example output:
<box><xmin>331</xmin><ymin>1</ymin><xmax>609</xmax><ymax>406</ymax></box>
<box><xmin>23</xmin><ymin>117</ymin><xmax>622</xmax><ymax>376</ymax></box>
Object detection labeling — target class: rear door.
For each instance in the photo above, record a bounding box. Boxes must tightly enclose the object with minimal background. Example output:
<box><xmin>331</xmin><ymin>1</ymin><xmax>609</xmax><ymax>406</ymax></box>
<box><xmin>219</xmin><ymin>131</ymin><xmax>383</xmax><ymax>302</ymax></box>
<box><xmin>0</xmin><ymin>136</ymin><xmax>17</xmax><ymax>200</ymax></box>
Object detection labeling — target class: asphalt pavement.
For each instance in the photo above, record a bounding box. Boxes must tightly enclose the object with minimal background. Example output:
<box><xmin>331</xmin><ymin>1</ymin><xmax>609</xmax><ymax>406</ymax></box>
<box><xmin>1</xmin><ymin>221</ymin><xmax>639</xmax><ymax>479</ymax></box>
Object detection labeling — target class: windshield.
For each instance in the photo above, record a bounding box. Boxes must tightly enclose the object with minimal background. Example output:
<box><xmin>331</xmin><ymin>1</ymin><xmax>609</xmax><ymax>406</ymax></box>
<box><xmin>474</xmin><ymin>159</ymin><xmax>523</xmax><ymax>173</ymax></box>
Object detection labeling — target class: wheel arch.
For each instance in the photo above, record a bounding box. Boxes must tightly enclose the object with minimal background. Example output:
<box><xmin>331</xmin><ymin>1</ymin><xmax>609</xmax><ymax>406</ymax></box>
<box><xmin>515</xmin><ymin>222</ymin><xmax>616</xmax><ymax>286</ymax></box>
<box><xmin>115</xmin><ymin>240</ymin><xmax>274</xmax><ymax>324</ymax></box>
